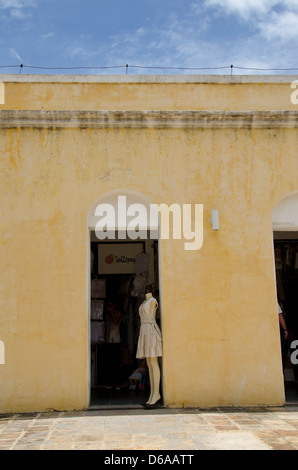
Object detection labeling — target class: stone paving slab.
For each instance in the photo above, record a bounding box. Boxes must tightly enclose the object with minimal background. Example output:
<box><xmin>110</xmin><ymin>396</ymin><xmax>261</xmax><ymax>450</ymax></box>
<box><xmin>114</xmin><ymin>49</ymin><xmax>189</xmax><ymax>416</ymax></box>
<box><xmin>0</xmin><ymin>405</ymin><xmax>298</xmax><ymax>450</ymax></box>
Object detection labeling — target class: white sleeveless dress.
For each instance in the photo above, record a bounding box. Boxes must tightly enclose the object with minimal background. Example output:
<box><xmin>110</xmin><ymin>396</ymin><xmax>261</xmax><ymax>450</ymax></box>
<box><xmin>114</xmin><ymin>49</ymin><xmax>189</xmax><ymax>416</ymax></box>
<box><xmin>136</xmin><ymin>297</ymin><xmax>162</xmax><ymax>359</ymax></box>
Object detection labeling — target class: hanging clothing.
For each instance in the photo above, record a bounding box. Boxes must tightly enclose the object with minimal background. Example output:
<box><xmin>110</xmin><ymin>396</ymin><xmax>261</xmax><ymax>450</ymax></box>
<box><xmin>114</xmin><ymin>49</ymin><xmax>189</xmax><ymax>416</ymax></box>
<box><xmin>130</xmin><ymin>274</ymin><xmax>147</xmax><ymax>297</ymax></box>
<box><xmin>91</xmin><ymin>278</ymin><xmax>106</xmax><ymax>298</ymax></box>
<box><xmin>135</xmin><ymin>252</ymin><xmax>149</xmax><ymax>276</ymax></box>
<box><xmin>107</xmin><ymin>322</ymin><xmax>121</xmax><ymax>343</ymax></box>
<box><xmin>136</xmin><ymin>297</ymin><xmax>162</xmax><ymax>359</ymax></box>
<box><xmin>130</xmin><ymin>252</ymin><xmax>149</xmax><ymax>297</ymax></box>
<box><xmin>91</xmin><ymin>321</ymin><xmax>105</xmax><ymax>343</ymax></box>
<box><xmin>91</xmin><ymin>300</ymin><xmax>104</xmax><ymax>320</ymax></box>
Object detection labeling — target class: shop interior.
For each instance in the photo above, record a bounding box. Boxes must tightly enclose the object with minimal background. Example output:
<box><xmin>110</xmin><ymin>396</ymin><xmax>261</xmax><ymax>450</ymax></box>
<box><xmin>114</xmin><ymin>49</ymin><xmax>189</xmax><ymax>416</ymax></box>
<box><xmin>274</xmin><ymin>232</ymin><xmax>298</xmax><ymax>403</ymax></box>
<box><xmin>89</xmin><ymin>232</ymin><xmax>161</xmax><ymax>408</ymax></box>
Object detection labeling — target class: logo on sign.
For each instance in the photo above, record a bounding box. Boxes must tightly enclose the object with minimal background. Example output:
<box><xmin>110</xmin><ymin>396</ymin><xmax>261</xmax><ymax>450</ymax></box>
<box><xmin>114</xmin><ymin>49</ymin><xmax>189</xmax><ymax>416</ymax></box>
<box><xmin>105</xmin><ymin>253</ymin><xmax>136</xmax><ymax>265</ymax></box>
<box><xmin>105</xmin><ymin>254</ymin><xmax>115</xmax><ymax>264</ymax></box>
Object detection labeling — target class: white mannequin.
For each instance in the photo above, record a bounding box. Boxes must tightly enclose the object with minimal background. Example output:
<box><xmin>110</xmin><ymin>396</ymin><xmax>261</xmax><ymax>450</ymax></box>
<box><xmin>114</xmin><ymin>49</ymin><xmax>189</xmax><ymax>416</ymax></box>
<box><xmin>145</xmin><ymin>292</ymin><xmax>161</xmax><ymax>406</ymax></box>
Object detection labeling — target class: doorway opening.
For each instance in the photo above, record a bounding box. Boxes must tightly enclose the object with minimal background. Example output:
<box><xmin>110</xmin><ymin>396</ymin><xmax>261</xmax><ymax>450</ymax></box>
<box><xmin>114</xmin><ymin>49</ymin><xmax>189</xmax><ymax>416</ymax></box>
<box><xmin>89</xmin><ymin>232</ymin><xmax>161</xmax><ymax>408</ymax></box>
<box><xmin>274</xmin><ymin>232</ymin><xmax>298</xmax><ymax>403</ymax></box>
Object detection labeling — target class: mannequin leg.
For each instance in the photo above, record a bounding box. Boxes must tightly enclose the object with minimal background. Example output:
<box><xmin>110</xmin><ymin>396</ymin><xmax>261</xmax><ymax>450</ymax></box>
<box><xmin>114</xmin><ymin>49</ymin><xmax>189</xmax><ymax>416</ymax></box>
<box><xmin>146</xmin><ymin>358</ymin><xmax>153</xmax><ymax>404</ymax></box>
<box><xmin>146</xmin><ymin>356</ymin><xmax>161</xmax><ymax>405</ymax></box>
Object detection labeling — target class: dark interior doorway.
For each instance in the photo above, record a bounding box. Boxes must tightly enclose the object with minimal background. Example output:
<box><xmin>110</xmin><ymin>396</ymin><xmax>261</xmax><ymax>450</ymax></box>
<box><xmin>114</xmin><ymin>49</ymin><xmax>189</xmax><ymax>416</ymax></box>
<box><xmin>89</xmin><ymin>232</ymin><xmax>161</xmax><ymax>408</ymax></box>
<box><xmin>274</xmin><ymin>232</ymin><xmax>298</xmax><ymax>403</ymax></box>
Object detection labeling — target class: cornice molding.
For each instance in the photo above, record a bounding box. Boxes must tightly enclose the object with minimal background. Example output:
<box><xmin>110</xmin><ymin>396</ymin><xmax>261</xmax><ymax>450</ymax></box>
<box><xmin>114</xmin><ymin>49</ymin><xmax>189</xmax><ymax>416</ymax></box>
<box><xmin>0</xmin><ymin>74</ymin><xmax>297</xmax><ymax>83</ymax></box>
<box><xmin>0</xmin><ymin>110</ymin><xmax>297</xmax><ymax>129</ymax></box>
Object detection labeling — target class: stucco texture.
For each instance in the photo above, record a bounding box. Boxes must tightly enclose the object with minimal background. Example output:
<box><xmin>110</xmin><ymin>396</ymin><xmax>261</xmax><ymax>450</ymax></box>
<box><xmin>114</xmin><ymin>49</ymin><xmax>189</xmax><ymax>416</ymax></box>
<box><xmin>0</xmin><ymin>76</ymin><xmax>297</xmax><ymax>412</ymax></box>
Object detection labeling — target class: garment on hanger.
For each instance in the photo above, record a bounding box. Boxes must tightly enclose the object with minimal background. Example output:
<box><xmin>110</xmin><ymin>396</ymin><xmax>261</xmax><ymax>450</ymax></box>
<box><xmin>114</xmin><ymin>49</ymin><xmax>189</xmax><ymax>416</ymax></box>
<box><xmin>91</xmin><ymin>300</ymin><xmax>104</xmax><ymax>320</ymax></box>
<box><xmin>130</xmin><ymin>251</ymin><xmax>148</xmax><ymax>298</ymax></box>
<box><xmin>91</xmin><ymin>321</ymin><xmax>105</xmax><ymax>343</ymax></box>
<box><xmin>130</xmin><ymin>274</ymin><xmax>147</xmax><ymax>297</ymax></box>
<box><xmin>91</xmin><ymin>278</ymin><xmax>106</xmax><ymax>298</ymax></box>
<box><xmin>107</xmin><ymin>322</ymin><xmax>121</xmax><ymax>343</ymax></box>
<box><xmin>135</xmin><ymin>252</ymin><xmax>149</xmax><ymax>276</ymax></box>
<box><xmin>136</xmin><ymin>297</ymin><xmax>162</xmax><ymax>359</ymax></box>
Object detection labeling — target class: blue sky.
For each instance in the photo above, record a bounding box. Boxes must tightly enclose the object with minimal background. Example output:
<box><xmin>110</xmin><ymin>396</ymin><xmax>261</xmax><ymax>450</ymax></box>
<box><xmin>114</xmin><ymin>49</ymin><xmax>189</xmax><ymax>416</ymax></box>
<box><xmin>0</xmin><ymin>0</ymin><xmax>297</xmax><ymax>75</ymax></box>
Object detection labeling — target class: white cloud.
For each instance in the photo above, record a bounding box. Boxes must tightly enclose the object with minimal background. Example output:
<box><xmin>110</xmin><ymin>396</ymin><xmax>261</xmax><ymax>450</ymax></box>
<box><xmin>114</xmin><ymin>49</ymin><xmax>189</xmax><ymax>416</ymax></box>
<box><xmin>282</xmin><ymin>0</ymin><xmax>298</xmax><ymax>11</ymax></box>
<box><xmin>10</xmin><ymin>7</ymin><xmax>27</xmax><ymax>18</ymax></box>
<box><xmin>0</xmin><ymin>0</ymin><xmax>35</xmax><ymax>8</ymax></box>
<box><xmin>103</xmin><ymin>7</ymin><xmax>214</xmax><ymax>69</ymax></box>
<box><xmin>204</xmin><ymin>0</ymin><xmax>298</xmax><ymax>41</ymax></box>
<box><xmin>204</xmin><ymin>0</ymin><xmax>280</xmax><ymax>19</ymax></box>
<box><xmin>41</xmin><ymin>32</ymin><xmax>54</xmax><ymax>39</ymax></box>
<box><xmin>62</xmin><ymin>1</ymin><xmax>293</xmax><ymax>75</ymax></box>
<box><xmin>259</xmin><ymin>10</ymin><xmax>298</xmax><ymax>40</ymax></box>
<box><xmin>9</xmin><ymin>47</ymin><xmax>24</xmax><ymax>62</ymax></box>
<box><xmin>0</xmin><ymin>0</ymin><xmax>35</xmax><ymax>18</ymax></box>
<box><xmin>68</xmin><ymin>46</ymin><xmax>95</xmax><ymax>60</ymax></box>
<box><xmin>2</xmin><ymin>0</ymin><xmax>291</xmax><ymax>75</ymax></box>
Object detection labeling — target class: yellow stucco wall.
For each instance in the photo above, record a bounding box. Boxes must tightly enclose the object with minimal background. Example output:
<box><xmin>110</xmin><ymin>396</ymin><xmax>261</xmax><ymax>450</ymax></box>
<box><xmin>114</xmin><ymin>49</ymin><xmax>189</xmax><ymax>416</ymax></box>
<box><xmin>1</xmin><ymin>75</ymin><xmax>298</xmax><ymax>111</ymax></box>
<box><xmin>0</xmin><ymin>75</ymin><xmax>297</xmax><ymax>412</ymax></box>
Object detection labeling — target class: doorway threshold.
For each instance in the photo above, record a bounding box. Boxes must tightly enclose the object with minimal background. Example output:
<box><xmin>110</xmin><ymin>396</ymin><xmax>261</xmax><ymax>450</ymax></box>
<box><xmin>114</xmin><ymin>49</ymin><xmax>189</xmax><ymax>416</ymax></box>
<box><xmin>88</xmin><ymin>403</ymin><xmax>145</xmax><ymax>411</ymax></box>
<box><xmin>89</xmin><ymin>386</ymin><xmax>149</xmax><ymax>410</ymax></box>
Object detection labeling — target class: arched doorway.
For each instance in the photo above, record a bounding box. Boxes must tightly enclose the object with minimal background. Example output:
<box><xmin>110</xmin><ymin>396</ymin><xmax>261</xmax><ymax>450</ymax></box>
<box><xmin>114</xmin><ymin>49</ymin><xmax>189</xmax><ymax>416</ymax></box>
<box><xmin>273</xmin><ymin>191</ymin><xmax>298</xmax><ymax>403</ymax></box>
<box><xmin>87</xmin><ymin>189</ymin><xmax>161</xmax><ymax>408</ymax></box>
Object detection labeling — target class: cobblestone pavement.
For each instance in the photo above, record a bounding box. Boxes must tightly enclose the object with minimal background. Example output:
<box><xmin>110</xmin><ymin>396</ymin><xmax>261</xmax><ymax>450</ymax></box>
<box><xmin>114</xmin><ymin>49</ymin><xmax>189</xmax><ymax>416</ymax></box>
<box><xmin>1</xmin><ymin>405</ymin><xmax>298</xmax><ymax>450</ymax></box>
